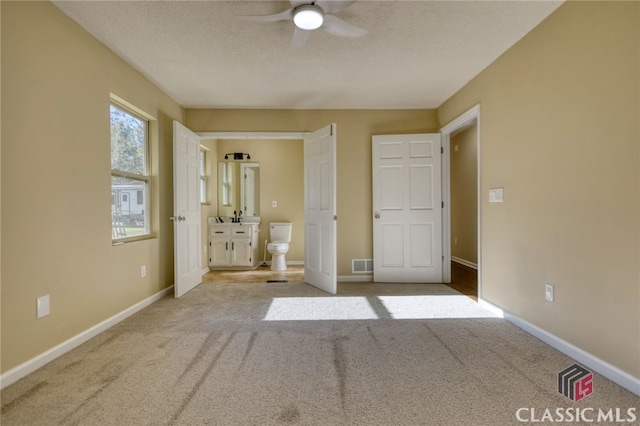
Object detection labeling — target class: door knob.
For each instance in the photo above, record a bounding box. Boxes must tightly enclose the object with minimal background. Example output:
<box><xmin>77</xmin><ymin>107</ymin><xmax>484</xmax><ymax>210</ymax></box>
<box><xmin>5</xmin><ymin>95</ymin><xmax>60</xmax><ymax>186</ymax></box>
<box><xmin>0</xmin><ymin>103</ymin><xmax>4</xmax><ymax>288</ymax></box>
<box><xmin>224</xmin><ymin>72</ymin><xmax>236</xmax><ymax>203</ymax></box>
<box><xmin>374</xmin><ymin>212</ymin><xmax>380</xmax><ymax>219</ymax></box>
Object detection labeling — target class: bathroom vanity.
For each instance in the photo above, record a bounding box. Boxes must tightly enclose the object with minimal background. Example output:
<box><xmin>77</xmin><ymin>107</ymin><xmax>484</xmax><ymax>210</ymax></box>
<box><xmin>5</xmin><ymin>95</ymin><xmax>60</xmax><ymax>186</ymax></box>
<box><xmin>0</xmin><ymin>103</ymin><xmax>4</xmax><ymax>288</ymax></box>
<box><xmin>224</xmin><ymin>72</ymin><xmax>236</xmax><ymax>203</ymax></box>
<box><xmin>208</xmin><ymin>218</ymin><xmax>260</xmax><ymax>270</ymax></box>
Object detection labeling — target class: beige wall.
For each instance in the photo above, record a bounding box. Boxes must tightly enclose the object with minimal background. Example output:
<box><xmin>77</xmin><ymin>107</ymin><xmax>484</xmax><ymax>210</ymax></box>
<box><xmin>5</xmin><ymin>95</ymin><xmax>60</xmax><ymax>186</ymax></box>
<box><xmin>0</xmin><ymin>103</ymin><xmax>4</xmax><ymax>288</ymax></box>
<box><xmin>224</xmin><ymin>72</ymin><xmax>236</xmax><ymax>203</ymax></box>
<box><xmin>1</xmin><ymin>2</ymin><xmax>183</xmax><ymax>372</ymax></box>
<box><xmin>438</xmin><ymin>1</ymin><xmax>639</xmax><ymax>377</ymax></box>
<box><xmin>450</xmin><ymin>124</ymin><xmax>478</xmax><ymax>264</ymax></box>
<box><xmin>186</xmin><ymin>110</ymin><xmax>439</xmax><ymax>276</ymax></box>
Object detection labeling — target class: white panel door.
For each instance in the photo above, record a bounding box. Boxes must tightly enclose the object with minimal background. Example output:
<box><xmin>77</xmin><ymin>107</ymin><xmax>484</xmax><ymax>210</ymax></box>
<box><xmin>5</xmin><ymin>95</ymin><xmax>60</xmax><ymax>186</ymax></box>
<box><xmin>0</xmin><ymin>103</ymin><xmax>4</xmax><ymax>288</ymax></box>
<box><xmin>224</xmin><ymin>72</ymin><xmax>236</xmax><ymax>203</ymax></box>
<box><xmin>372</xmin><ymin>133</ymin><xmax>442</xmax><ymax>282</ymax></box>
<box><xmin>173</xmin><ymin>121</ymin><xmax>202</xmax><ymax>298</ymax></box>
<box><xmin>304</xmin><ymin>124</ymin><xmax>337</xmax><ymax>294</ymax></box>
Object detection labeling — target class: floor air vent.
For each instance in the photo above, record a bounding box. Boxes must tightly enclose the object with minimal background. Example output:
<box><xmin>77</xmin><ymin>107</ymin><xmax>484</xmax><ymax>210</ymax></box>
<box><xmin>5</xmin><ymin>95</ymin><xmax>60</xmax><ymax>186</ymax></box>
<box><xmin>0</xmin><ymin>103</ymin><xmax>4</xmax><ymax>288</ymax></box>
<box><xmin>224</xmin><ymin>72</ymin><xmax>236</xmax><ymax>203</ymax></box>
<box><xmin>352</xmin><ymin>259</ymin><xmax>373</xmax><ymax>273</ymax></box>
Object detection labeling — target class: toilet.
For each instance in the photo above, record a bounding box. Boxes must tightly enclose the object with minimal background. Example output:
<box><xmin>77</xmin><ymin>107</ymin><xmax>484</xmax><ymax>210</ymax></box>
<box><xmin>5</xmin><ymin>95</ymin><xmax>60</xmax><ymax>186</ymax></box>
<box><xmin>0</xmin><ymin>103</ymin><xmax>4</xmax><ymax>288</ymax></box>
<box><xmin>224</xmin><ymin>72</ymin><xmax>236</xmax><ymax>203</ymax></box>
<box><xmin>267</xmin><ymin>222</ymin><xmax>292</xmax><ymax>271</ymax></box>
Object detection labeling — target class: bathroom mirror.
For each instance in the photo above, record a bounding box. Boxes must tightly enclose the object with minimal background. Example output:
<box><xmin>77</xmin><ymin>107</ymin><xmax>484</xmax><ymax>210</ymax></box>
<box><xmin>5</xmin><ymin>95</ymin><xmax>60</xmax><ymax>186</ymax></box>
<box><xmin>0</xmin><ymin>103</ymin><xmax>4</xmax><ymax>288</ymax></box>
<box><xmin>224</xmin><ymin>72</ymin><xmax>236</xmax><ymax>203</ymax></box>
<box><xmin>218</xmin><ymin>161</ymin><xmax>260</xmax><ymax>218</ymax></box>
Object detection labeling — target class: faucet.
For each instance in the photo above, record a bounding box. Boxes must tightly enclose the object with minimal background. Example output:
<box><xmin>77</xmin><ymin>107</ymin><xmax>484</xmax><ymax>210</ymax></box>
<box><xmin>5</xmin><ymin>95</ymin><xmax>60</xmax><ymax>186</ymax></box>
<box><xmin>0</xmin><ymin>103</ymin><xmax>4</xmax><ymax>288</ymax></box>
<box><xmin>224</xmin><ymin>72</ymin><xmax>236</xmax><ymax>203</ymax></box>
<box><xmin>233</xmin><ymin>210</ymin><xmax>242</xmax><ymax>223</ymax></box>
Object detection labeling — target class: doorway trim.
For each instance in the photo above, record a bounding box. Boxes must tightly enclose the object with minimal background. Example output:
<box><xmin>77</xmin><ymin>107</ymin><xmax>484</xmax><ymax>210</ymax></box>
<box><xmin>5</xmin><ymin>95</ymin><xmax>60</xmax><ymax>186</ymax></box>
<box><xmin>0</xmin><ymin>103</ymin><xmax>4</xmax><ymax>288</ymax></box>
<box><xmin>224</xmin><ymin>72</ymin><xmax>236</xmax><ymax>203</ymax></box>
<box><xmin>440</xmin><ymin>104</ymin><xmax>481</xmax><ymax>292</ymax></box>
<box><xmin>197</xmin><ymin>132</ymin><xmax>307</xmax><ymax>140</ymax></box>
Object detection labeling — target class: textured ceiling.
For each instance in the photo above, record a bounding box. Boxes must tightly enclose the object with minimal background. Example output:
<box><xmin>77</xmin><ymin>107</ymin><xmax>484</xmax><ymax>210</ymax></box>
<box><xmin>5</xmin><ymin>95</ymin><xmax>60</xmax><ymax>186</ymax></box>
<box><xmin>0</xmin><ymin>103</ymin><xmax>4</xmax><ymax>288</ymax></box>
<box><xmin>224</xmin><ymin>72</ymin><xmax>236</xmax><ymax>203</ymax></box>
<box><xmin>53</xmin><ymin>1</ymin><xmax>563</xmax><ymax>109</ymax></box>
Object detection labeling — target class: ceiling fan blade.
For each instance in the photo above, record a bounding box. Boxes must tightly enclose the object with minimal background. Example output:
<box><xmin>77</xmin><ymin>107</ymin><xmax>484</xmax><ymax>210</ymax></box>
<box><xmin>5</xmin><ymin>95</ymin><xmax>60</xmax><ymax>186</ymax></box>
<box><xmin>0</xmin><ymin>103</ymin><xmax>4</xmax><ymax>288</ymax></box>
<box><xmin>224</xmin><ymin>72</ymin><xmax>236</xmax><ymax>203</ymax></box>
<box><xmin>241</xmin><ymin>8</ymin><xmax>293</xmax><ymax>22</ymax></box>
<box><xmin>315</xmin><ymin>0</ymin><xmax>357</xmax><ymax>14</ymax></box>
<box><xmin>289</xmin><ymin>0</ymin><xmax>310</xmax><ymax>7</ymax></box>
<box><xmin>322</xmin><ymin>14</ymin><xmax>367</xmax><ymax>38</ymax></box>
<box><xmin>292</xmin><ymin>27</ymin><xmax>313</xmax><ymax>48</ymax></box>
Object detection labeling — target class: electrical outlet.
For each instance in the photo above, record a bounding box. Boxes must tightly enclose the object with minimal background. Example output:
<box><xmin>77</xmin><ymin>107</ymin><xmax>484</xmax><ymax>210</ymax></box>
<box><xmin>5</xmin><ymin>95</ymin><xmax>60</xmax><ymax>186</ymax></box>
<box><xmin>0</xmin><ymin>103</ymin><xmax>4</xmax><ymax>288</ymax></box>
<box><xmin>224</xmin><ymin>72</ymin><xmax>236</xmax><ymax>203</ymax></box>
<box><xmin>204</xmin><ymin>245</ymin><xmax>208</xmax><ymax>254</ymax></box>
<box><xmin>454</xmin><ymin>237</ymin><xmax>458</xmax><ymax>245</ymax></box>
<box><xmin>272</xmin><ymin>200</ymin><xmax>277</xmax><ymax>208</ymax></box>
<box><xmin>141</xmin><ymin>265</ymin><xmax>146</xmax><ymax>278</ymax></box>
<box><xmin>489</xmin><ymin>188</ymin><xmax>504</xmax><ymax>203</ymax></box>
<box><xmin>545</xmin><ymin>284</ymin><xmax>554</xmax><ymax>302</ymax></box>
<box><xmin>37</xmin><ymin>295</ymin><xmax>50</xmax><ymax>319</ymax></box>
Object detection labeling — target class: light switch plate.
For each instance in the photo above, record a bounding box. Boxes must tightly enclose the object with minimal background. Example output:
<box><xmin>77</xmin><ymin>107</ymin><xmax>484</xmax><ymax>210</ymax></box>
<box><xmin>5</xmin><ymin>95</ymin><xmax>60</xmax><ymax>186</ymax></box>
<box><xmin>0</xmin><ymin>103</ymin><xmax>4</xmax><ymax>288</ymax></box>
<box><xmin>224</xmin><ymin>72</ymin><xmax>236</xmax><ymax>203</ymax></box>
<box><xmin>545</xmin><ymin>284</ymin><xmax>554</xmax><ymax>302</ymax></box>
<box><xmin>37</xmin><ymin>295</ymin><xmax>50</xmax><ymax>318</ymax></box>
<box><xmin>489</xmin><ymin>188</ymin><xmax>504</xmax><ymax>203</ymax></box>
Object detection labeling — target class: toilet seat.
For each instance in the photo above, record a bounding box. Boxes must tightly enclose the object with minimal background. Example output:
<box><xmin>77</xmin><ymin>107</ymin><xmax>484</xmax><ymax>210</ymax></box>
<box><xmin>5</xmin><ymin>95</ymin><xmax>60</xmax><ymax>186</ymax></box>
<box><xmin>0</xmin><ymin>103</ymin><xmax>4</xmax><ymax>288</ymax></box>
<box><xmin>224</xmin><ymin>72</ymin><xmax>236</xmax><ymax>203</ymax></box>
<box><xmin>267</xmin><ymin>241</ymin><xmax>289</xmax><ymax>250</ymax></box>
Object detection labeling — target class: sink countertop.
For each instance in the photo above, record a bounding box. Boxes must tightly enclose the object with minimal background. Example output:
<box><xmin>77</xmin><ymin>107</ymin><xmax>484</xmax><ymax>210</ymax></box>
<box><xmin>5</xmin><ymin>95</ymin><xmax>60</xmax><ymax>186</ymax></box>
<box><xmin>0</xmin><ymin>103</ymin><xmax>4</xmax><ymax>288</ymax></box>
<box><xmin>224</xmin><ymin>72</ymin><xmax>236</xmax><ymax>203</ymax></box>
<box><xmin>207</xmin><ymin>217</ymin><xmax>260</xmax><ymax>226</ymax></box>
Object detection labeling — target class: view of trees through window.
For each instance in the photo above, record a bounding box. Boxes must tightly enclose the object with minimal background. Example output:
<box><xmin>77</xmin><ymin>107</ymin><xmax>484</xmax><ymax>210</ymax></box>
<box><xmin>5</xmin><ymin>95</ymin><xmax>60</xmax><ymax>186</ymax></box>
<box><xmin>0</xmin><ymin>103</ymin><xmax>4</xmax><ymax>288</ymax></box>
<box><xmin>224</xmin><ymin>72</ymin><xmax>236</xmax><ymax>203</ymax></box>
<box><xmin>110</xmin><ymin>104</ymin><xmax>149</xmax><ymax>239</ymax></box>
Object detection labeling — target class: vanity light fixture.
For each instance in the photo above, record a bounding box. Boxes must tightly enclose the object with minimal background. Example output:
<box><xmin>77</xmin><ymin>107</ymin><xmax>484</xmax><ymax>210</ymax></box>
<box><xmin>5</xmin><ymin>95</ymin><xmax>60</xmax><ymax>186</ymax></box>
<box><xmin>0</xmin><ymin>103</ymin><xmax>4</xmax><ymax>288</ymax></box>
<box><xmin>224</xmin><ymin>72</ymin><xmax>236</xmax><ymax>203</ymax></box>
<box><xmin>224</xmin><ymin>152</ymin><xmax>251</xmax><ymax>160</ymax></box>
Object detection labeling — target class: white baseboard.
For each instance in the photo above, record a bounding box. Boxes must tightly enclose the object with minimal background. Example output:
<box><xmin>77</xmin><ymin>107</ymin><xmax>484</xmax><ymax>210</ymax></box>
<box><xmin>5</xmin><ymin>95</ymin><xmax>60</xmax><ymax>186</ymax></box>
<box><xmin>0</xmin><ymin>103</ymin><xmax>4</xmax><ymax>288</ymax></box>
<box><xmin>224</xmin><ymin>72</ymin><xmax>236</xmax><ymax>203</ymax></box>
<box><xmin>338</xmin><ymin>275</ymin><xmax>373</xmax><ymax>282</ymax></box>
<box><xmin>477</xmin><ymin>297</ymin><xmax>504</xmax><ymax>318</ymax></box>
<box><xmin>451</xmin><ymin>256</ymin><xmax>478</xmax><ymax>270</ymax></box>
<box><xmin>503</xmin><ymin>309</ymin><xmax>640</xmax><ymax>396</ymax></box>
<box><xmin>0</xmin><ymin>286</ymin><xmax>174</xmax><ymax>390</ymax></box>
<box><xmin>201</xmin><ymin>267</ymin><xmax>210</xmax><ymax>275</ymax></box>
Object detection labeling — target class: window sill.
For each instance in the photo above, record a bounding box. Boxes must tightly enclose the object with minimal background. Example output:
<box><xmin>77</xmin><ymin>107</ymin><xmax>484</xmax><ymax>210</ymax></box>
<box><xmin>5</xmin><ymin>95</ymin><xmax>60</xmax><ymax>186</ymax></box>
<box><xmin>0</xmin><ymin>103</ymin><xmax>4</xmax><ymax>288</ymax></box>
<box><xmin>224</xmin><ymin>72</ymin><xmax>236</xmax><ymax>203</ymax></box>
<box><xmin>112</xmin><ymin>234</ymin><xmax>154</xmax><ymax>246</ymax></box>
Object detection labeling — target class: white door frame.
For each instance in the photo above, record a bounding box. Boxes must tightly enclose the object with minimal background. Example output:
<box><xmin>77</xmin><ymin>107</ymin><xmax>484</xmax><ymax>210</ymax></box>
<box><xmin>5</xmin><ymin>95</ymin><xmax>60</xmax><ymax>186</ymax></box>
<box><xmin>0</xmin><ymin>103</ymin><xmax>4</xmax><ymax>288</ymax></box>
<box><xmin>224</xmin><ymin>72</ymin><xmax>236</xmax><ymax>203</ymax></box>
<box><xmin>198</xmin><ymin>132</ymin><xmax>306</xmax><ymax>140</ymax></box>
<box><xmin>440</xmin><ymin>104</ymin><xmax>481</xmax><ymax>292</ymax></box>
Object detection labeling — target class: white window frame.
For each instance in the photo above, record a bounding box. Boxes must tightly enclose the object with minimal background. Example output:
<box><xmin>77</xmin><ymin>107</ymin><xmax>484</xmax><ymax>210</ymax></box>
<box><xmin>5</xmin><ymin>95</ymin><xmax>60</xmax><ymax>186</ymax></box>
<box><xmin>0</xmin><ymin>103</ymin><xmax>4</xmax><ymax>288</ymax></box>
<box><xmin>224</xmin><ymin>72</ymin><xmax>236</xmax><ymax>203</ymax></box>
<box><xmin>200</xmin><ymin>148</ymin><xmax>208</xmax><ymax>204</ymax></box>
<box><xmin>110</xmin><ymin>101</ymin><xmax>151</xmax><ymax>242</ymax></box>
<box><xmin>220</xmin><ymin>161</ymin><xmax>231</xmax><ymax>207</ymax></box>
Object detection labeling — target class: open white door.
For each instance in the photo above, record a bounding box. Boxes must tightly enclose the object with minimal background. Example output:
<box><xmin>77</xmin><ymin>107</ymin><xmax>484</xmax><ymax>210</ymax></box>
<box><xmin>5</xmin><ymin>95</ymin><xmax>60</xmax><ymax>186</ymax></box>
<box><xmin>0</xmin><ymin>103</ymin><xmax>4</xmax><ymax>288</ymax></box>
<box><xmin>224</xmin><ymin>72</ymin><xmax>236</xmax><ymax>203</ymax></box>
<box><xmin>304</xmin><ymin>124</ymin><xmax>337</xmax><ymax>294</ymax></box>
<box><xmin>173</xmin><ymin>121</ymin><xmax>202</xmax><ymax>298</ymax></box>
<box><xmin>372</xmin><ymin>133</ymin><xmax>442</xmax><ymax>283</ymax></box>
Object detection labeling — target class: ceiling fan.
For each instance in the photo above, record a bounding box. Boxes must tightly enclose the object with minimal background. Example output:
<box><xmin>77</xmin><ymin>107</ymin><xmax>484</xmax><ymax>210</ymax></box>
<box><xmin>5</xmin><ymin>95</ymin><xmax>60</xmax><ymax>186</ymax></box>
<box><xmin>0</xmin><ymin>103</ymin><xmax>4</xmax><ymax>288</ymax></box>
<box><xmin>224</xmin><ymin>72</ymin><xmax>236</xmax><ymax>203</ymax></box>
<box><xmin>242</xmin><ymin>0</ymin><xmax>367</xmax><ymax>48</ymax></box>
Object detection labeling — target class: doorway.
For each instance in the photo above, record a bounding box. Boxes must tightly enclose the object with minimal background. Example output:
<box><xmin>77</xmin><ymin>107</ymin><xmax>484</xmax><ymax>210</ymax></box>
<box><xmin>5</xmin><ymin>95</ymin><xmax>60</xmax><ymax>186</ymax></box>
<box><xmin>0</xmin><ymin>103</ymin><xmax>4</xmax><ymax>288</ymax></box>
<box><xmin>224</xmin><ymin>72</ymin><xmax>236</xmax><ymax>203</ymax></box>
<box><xmin>441</xmin><ymin>105</ymin><xmax>481</xmax><ymax>299</ymax></box>
<box><xmin>197</xmin><ymin>129</ymin><xmax>338</xmax><ymax>294</ymax></box>
<box><xmin>198</xmin><ymin>132</ymin><xmax>305</xmax><ymax>271</ymax></box>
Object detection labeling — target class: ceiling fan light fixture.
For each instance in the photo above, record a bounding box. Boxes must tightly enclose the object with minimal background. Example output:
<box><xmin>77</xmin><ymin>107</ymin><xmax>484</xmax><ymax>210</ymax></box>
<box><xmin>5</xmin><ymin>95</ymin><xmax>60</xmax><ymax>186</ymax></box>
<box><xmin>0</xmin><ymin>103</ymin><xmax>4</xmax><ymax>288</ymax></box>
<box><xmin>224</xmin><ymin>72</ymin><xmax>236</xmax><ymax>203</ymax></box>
<box><xmin>293</xmin><ymin>5</ymin><xmax>324</xmax><ymax>31</ymax></box>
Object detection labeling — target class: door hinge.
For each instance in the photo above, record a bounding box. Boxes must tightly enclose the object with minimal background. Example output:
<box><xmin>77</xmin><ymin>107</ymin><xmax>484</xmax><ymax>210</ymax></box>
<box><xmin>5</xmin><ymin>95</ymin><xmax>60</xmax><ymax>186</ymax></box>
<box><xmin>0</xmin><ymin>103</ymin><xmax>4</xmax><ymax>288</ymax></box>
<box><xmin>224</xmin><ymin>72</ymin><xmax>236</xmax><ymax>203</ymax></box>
<box><xmin>250</xmin><ymin>241</ymin><xmax>252</xmax><ymax>247</ymax></box>
<box><xmin>441</xmin><ymin>147</ymin><xmax>443</xmax><ymax>154</ymax></box>
<box><xmin>333</xmin><ymin>215</ymin><xmax>337</xmax><ymax>221</ymax></box>
<box><xmin>441</xmin><ymin>201</ymin><xmax>444</xmax><ymax>208</ymax></box>
<box><xmin>442</xmin><ymin>256</ymin><xmax>444</xmax><ymax>262</ymax></box>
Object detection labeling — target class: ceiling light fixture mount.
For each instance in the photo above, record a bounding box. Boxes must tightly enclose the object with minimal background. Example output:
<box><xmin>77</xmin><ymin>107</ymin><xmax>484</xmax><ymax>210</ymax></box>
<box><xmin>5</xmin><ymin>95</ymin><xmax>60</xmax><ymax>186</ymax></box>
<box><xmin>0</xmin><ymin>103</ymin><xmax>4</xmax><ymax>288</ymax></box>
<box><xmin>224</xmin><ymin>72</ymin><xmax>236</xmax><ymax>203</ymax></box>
<box><xmin>293</xmin><ymin>4</ymin><xmax>324</xmax><ymax>31</ymax></box>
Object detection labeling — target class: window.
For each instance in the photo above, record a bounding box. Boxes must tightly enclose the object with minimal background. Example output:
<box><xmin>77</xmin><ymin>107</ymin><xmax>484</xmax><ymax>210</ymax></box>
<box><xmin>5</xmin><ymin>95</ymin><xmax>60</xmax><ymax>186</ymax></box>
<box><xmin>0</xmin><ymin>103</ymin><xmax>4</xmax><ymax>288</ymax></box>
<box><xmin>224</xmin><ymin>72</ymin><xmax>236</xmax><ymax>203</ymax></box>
<box><xmin>110</xmin><ymin>103</ymin><xmax>150</xmax><ymax>240</ymax></box>
<box><xmin>220</xmin><ymin>161</ymin><xmax>231</xmax><ymax>206</ymax></box>
<box><xmin>200</xmin><ymin>149</ymin><xmax>207</xmax><ymax>204</ymax></box>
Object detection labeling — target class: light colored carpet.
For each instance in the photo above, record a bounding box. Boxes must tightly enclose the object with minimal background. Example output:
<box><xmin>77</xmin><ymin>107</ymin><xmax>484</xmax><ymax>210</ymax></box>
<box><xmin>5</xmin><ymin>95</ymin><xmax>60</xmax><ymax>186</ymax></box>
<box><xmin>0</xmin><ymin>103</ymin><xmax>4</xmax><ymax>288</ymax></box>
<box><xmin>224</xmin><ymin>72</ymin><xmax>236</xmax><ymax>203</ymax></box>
<box><xmin>1</xmin><ymin>282</ymin><xmax>638</xmax><ymax>425</ymax></box>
